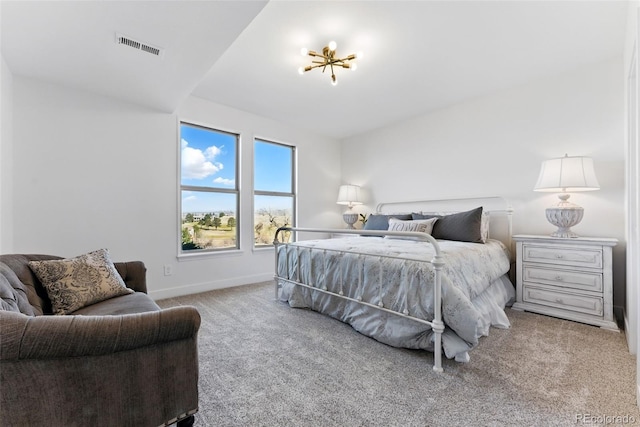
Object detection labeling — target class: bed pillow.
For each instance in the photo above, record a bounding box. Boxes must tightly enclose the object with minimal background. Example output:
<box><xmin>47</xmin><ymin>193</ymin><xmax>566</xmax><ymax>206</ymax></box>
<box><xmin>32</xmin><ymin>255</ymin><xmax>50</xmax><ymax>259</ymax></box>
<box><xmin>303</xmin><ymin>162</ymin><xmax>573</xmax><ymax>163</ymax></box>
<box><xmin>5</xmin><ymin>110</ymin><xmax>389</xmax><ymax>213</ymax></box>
<box><xmin>362</xmin><ymin>213</ymin><xmax>412</xmax><ymax>236</ymax></box>
<box><xmin>385</xmin><ymin>217</ymin><xmax>438</xmax><ymax>240</ymax></box>
<box><xmin>412</xmin><ymin>206</ymin><xmax>484</xmax><ymax>243</ymax></box>
<box><xmin>480</xmin><ymin>211</ymin><xmax>490</xmax><ymax>242</ymax></box>
<box><xmin>28</xmin><ymin>248</ymin><xmax>134</xmax><ymax>315</ymax></box>
<box><xmin>412</xmin><ymin>210</ymin><xmax>490</xmax><ymax>242</ymax></box>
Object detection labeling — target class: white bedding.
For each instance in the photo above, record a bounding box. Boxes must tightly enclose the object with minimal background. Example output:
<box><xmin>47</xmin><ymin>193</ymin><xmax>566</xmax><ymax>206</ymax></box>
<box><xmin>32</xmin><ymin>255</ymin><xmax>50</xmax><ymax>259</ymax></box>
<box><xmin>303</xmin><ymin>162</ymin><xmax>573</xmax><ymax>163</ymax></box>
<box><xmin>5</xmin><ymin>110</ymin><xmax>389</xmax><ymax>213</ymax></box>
<box><xmin>276</xmin><ymin>237</ymin><xmax>515</xmax><ymax>361</ymax></box>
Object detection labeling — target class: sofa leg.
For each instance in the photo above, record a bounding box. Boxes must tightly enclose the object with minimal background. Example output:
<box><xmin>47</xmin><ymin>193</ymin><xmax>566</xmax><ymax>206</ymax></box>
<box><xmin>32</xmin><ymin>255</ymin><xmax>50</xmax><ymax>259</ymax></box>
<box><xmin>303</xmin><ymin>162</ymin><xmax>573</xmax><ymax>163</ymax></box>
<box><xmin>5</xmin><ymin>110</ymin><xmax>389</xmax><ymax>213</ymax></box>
<box><xmin>177</xmin><ymin>415</ymin><xmax>195</xmax><ymax>427</ymax></box>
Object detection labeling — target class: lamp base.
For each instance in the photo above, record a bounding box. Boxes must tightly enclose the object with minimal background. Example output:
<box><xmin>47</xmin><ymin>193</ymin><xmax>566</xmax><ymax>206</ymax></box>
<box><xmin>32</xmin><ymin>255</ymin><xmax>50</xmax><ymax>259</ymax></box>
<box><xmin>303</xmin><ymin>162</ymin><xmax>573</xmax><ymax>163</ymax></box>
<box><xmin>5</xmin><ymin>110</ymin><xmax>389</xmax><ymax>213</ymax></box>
<box><xmin>342</xmin><ymin>210</ymin><xmax>358</xmax><ymax>229</ymax></box>
<box><xmin>548</xmin><ymin>223</ymin><xmax>580</xmax><ymax>238</ymax></box>
<box><xmin>545</xmin><ymin>194</ymin><xmax>584</xmax><ymax>238</ymax></box>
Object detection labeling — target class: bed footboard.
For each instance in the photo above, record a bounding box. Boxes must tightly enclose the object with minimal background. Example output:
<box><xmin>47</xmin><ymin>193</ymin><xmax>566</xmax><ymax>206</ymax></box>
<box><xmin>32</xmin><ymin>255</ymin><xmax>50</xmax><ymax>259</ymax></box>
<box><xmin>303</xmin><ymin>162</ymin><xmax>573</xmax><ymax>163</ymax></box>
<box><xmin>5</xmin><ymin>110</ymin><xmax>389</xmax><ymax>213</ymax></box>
<box><xmin>273</xmin><ymin>227</ymin><xmax>446</xmax><ymax>372</ymax></box>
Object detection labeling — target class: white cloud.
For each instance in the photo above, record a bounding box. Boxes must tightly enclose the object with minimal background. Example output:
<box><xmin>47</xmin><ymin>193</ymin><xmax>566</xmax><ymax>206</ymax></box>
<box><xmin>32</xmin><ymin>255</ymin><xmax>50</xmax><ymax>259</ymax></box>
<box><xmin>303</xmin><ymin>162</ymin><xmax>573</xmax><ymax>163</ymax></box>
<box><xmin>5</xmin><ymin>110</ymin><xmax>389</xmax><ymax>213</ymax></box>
<box><xmin>183</xmin><ymin>195</ymin><xmax>197</xmax><ymax>202</ymax></box>
<box><xmin>204</xmin><ymin>145</ymin><xmax>222</xmax><ymax>159</ymax></box>
<box><xmin>213</xmin><ymin>177</ymin><xmax>235</xmax><ymax>186</ymax></box>
<box><xmin>181</xmin><ymin>139</ymin><xmax>223</xmax><ymax>180</ymax></box>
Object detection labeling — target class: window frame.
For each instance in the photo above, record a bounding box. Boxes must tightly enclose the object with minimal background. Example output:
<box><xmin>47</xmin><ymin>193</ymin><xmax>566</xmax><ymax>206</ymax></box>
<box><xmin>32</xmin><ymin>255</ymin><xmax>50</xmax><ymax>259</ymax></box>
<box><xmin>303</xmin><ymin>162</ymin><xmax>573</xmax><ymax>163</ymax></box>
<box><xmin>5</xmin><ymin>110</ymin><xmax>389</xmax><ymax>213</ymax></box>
<box><xmin>253</xmin><ymin>138</ymin><xmax>297</xmax><ymax>248</ymax></box>
<box><xmin>179</xmin><ymin>121</ymin><xmax>240</xmax><ymax>256</ymax></box>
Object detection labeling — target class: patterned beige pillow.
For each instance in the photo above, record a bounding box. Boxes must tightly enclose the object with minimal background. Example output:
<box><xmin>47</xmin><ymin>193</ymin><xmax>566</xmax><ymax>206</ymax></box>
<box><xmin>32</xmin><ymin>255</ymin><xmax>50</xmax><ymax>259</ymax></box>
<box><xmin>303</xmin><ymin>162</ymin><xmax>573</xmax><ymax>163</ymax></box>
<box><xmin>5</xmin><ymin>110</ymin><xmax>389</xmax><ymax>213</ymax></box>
<box><xmin>28</xmin><ymin>249</ymin><xmax>134</xmax><ymax>315</ymax></box>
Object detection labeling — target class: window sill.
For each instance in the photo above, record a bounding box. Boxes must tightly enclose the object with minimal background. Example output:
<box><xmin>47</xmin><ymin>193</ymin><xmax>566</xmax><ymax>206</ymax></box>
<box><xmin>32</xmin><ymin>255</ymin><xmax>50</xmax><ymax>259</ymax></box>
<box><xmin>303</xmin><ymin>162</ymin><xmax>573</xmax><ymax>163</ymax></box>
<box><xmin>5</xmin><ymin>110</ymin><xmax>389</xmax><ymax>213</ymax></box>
<box><xmin>252</xmin><ymin>245</ymin><xmax>276</xmax><ymax>253</ymax></box>
<box><xmin>177</xmin><ymin>249</ymin><xmax>244</xmax><ymax>261</ymax></box>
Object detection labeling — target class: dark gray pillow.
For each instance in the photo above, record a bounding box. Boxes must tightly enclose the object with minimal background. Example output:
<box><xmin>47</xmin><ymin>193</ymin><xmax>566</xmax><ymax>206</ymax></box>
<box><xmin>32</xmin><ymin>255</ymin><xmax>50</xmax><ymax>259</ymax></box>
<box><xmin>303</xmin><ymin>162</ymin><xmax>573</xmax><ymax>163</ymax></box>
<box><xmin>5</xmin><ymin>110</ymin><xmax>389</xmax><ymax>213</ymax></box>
<box><xmin>412</xmin><ymin>207</ymin><xmax>483</xmax><ymax>243</ymax></box>
<box><xmin>363</xmin><ymin>214</ymin><xmax>412</xmax><ymax>236</ymax></box>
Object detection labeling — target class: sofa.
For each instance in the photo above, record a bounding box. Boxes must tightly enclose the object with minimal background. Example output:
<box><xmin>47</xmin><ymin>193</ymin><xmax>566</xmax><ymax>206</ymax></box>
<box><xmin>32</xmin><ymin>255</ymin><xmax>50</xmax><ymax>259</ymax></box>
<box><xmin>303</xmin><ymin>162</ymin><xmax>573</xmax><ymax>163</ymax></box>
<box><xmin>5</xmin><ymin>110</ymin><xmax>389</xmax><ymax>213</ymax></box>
<box><xmin>0</xmin><ymin>252</ymin><xmax>201</xmax><ymax>427</ymax></box>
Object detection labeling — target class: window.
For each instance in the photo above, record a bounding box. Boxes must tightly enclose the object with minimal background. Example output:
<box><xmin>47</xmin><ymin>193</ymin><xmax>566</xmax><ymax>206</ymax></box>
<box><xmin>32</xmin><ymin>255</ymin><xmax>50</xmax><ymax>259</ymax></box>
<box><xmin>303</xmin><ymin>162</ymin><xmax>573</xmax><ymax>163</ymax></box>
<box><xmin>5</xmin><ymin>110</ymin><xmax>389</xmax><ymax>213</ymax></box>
<box><xmin>180</xmin><ymin>122</ymin><xmax>238</xmax><ymax>252</ymax></box>
<box><xmin>254</xmin><ymin>139</ymin><xmax>295</xmax><ymax>246</ymax></box>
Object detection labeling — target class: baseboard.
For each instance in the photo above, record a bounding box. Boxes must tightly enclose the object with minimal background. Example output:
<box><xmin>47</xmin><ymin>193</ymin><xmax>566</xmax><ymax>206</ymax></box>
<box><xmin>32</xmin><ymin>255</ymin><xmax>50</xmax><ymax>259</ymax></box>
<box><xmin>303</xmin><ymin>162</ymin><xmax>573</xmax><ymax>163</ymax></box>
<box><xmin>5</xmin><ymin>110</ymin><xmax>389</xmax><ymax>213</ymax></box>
<box><xmin>623</xmin><ymin>308</ymin><xmax>637</xmax><ymax>355</ymax></box>
<box><xmin>149</xmin><ymin>272</ymin><xmax>274</xmax><ymax>300</ymax></box>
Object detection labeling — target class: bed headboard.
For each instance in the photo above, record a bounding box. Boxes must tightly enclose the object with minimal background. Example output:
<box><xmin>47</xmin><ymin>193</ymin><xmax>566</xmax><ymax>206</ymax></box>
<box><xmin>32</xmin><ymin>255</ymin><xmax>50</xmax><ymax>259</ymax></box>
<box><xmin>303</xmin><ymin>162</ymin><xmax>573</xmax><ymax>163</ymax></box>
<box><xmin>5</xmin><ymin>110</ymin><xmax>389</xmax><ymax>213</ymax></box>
<box><xmin>375</xmin><ymin>196</ymin><xmax>514</xmax><ymax>255</ymax></box>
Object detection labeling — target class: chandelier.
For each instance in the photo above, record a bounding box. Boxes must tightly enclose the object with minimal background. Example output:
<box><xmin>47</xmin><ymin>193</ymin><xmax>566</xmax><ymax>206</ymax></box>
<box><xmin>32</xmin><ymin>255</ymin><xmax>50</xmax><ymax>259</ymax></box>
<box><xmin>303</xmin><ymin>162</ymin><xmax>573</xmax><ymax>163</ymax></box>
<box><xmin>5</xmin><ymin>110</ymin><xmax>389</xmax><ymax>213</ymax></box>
<box><xmin>297</xmin><ymin>41</ymin><xmax>360</xmax><ymax>86</ymax></box>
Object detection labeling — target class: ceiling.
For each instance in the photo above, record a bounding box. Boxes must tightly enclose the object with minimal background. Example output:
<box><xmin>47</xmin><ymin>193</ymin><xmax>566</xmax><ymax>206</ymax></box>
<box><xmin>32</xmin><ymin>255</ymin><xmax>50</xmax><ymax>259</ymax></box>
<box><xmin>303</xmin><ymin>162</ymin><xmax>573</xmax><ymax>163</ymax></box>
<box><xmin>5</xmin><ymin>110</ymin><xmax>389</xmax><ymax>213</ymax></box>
<box><xmin>1</xmin><ymin>1</ymin><xmax>630</xmax><ymax>140</ymax></box>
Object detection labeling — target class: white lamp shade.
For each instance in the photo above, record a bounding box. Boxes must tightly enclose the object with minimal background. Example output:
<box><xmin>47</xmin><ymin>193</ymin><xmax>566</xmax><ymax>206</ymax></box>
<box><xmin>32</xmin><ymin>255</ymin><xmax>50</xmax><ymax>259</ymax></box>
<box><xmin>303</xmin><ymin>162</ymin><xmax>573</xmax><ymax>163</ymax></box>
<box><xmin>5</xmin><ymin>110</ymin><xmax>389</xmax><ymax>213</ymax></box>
<box><xmin>534</xmin><ymin>155</ymin><xmax>600</xmax><ymax>192</ymax></box>
<box><xmin>336</xmin><ymin>184</ymin><xmax>363</xmax><ymax>206</ymax></box>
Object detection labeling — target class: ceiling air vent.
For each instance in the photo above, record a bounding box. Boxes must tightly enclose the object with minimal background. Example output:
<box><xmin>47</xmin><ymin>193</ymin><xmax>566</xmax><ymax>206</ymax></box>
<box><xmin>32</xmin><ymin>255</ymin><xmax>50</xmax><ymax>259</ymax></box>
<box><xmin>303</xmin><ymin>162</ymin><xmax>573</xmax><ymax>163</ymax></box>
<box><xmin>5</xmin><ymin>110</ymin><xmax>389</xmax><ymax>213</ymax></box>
<box><xmin>116</xmin><ymin>33</ymin><xmax>164</xmax><ymax>58</ymax></box>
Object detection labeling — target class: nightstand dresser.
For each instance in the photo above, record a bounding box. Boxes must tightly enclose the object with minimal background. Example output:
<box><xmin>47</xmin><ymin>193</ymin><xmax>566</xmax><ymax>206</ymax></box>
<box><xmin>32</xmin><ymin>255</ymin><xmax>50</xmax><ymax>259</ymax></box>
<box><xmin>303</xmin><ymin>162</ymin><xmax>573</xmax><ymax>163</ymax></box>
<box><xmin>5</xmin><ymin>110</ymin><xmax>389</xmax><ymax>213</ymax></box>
<box><xmin>331</xmin><ymin>232</ymin><xmax>358</xmax><ymax>239</ymax></box>
<box><xmin>512</xmin><ymin>234</ymin><xmax>618</xmax><ymax>331</ymax></box>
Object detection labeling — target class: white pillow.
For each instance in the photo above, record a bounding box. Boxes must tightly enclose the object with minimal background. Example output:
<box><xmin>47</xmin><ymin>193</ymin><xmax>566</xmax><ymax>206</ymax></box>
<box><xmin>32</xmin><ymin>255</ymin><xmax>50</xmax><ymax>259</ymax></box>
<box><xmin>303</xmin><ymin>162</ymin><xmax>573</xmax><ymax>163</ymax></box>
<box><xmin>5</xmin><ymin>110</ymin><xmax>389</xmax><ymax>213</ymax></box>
<box><xmin>385</xmin><ymin>217</ymin><xmax>438</xmax><ymax>240</ymax></box>
<box><xmin>480</xmin><ymin>211</ymin><xmax>490</xmax><ymax>243</ymax></box>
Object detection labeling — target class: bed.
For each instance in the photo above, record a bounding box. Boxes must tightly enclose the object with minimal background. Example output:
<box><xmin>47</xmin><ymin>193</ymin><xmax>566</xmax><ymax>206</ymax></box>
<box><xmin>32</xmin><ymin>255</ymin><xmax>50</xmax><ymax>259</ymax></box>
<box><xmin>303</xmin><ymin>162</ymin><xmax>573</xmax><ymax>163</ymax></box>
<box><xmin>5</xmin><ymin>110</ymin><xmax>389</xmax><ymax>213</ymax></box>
<box><xmin>273</xmin><ymin>197</ymin><xmax>515</xmax><ymax>372</ymax></box>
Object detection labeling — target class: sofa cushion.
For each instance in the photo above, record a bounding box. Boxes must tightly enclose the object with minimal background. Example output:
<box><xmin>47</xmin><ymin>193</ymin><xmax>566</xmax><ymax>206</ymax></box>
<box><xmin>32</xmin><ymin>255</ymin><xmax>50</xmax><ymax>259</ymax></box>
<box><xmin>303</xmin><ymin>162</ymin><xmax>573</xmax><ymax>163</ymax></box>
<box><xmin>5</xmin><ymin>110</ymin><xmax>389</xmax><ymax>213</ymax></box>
<box><xmin>73</xmin><ymin>292</ymin><xmax>160</xmax><ymax>316</ymax></box>
<box><xmin>0</xmin><ymin>262</ymin><xmax>36</xmax><ymax>315</ymax></box>
<box><xmin>28</xmin><ymin>249</ymin><xmax>134</xmax><ymax>315</ymax></box>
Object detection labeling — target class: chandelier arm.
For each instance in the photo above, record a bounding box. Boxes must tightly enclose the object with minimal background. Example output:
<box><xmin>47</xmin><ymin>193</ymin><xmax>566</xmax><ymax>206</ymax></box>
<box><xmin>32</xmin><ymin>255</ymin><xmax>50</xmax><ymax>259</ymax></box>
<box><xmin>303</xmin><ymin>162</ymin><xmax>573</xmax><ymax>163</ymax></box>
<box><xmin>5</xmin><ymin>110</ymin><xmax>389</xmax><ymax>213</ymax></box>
<box><xmin>304</xmin><ymin>63</ymin><xmax>328</xmax><ymax>72</ymax></box>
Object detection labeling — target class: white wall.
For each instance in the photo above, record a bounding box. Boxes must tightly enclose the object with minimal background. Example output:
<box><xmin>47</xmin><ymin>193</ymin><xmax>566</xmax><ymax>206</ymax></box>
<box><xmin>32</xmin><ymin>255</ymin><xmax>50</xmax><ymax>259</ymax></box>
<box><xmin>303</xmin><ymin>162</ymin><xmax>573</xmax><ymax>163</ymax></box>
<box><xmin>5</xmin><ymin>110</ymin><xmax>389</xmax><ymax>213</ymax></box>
<box><xmin>623</xmin><ymin>0</ymin><xmax>640</xmax><ymax>405</ymax></box>
<box><xmin>10</xmin><ymin>77</ymin><xmax>341</xmax><ymax>299</ymax></box>
<box><xmin>0</xmin><ymin>53</ymin><xmax>13</xmax><ymax>253</ymax></box>
<box><xmin>341</xmin><ymin>58</ymin><xmax>627</xmax><ymax>313</ymax></box>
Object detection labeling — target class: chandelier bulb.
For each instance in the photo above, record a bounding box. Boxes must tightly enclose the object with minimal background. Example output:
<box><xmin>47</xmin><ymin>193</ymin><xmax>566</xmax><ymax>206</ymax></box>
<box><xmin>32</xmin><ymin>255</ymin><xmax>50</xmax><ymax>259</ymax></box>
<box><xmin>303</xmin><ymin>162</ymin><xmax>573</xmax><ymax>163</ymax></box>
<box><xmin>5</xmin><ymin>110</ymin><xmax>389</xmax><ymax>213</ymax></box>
<box><xmin>298</xmin><ymin>67</ymin><xmax>304</xmax><ymax>75</ymax></box>
<box><xmin>351</xmin><ymin>63</ymin><xmax>357</xmax><ymax>71</ymax></box>
<box><xmin>331</xmin><ymin>74</ymin><xmax>338</xmax><ymax>86</ymax></box>
<box><xmin>356</xmin><ymin>51</ymin><xmax>364</xmax><ymax>60</ymax></box>
<box><xmin>328</xmin><ymin>40</ymin><xmax>337</xmax><ymax>52</ymax></box>
<box><xmin>300</xmin><ymin>47</ymin><xmax>308</xmax><ymax>56</ymax></box>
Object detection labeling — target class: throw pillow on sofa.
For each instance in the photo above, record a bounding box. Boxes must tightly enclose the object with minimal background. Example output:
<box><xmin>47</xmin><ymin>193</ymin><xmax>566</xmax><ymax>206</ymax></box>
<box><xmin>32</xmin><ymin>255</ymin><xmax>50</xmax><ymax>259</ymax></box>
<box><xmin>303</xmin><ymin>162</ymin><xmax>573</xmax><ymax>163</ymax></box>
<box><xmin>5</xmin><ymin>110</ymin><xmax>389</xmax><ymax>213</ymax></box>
<box><xmin>28</xmin><ymin>248</ymin><xmax>133</xmax><ymax>315</ymax></box>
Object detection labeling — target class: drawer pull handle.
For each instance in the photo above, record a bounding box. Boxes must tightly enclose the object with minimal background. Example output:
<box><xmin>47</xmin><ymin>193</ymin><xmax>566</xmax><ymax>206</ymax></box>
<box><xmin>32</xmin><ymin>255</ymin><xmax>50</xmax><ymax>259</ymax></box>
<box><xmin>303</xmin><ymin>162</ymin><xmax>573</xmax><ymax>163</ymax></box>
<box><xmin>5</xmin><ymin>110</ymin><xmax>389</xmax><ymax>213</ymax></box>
<box><xmin>556</xmin><ymin>254</ymin><xmax>563</xmax><ymax>259</ymax></box>
<box><xmin>555</xmin><ymin>298</ymin><xmax>563</xmax><ymax>303</ymax></box>
<box><xmin>555</xmin><ymin>276</ymin><xmax>564</xmax><ymax>281</ymax></box>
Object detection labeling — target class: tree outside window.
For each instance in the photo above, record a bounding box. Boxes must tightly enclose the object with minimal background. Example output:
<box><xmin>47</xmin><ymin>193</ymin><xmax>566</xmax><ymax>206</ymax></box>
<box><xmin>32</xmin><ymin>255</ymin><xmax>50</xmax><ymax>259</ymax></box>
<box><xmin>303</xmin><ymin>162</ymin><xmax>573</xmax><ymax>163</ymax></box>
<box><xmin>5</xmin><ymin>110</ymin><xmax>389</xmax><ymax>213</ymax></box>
<box><xmin>254</xmin><ymin>139</ymin><xmax>295</xmax><ymax>246</ymax></box>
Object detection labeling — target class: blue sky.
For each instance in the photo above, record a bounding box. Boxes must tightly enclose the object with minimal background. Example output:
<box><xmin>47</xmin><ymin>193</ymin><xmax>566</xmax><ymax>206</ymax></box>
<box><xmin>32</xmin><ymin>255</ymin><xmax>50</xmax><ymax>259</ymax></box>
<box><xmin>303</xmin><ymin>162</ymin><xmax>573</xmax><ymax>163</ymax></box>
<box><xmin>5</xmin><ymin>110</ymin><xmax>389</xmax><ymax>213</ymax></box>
<box><xmin>254</xmin><ymin>139</ymin><xmax>292</xmax><ymax>193</ymax></box>
<box><xmin>180</xmin><ymin>123</ymin><xmax>293</xmax><ymax>213</ymax></box>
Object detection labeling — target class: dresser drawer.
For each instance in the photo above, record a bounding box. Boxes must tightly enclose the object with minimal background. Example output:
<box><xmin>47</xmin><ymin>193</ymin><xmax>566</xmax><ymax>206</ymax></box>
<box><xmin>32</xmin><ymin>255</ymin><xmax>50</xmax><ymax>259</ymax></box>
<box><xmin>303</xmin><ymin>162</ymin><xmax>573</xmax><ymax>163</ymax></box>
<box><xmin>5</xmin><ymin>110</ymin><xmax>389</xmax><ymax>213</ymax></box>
<box><xmin>522</xmin><ymin>265</ymin><xmax>602</xmax><ymax>292</ymax></box>
<box><xmin>522</xmin><ymin>244</ymin><xmax>602</xmax><ymax>269</ymax></box>
<box><xmin>523</xmin><ymin>285</ymin><xmax>603</xmax><ymax>317</ymax></box>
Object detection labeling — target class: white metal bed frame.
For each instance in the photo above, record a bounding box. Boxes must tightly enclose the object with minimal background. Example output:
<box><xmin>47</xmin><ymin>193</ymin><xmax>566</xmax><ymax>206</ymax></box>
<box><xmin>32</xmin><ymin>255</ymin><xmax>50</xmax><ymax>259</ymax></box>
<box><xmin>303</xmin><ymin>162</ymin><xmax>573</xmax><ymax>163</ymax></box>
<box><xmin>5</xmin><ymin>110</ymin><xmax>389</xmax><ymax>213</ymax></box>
<box><xmin>273</xmin><ymin>196</ymin><xmax>513</xmax><ymax>373</ymax></box>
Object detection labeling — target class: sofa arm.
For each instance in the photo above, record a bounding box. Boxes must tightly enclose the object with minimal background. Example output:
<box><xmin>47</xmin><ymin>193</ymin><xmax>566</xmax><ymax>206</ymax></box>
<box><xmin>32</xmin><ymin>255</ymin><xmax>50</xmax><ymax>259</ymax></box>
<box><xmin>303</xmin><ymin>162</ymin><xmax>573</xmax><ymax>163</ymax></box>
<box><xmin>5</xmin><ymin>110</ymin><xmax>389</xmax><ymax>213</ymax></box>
<box><xmin>114</xmin><ymin>260</ymin><xmax>148</xmax><ymax>293</ymax></box>
<box><xmin>0</xmin><ymin>306</ymin><xmax>200</xmax><ymax>360</ymax></box>
<box><xmin>1</xmin><ymin>307</ymin><xmax>200</xmax><ymax>427</ymax></box>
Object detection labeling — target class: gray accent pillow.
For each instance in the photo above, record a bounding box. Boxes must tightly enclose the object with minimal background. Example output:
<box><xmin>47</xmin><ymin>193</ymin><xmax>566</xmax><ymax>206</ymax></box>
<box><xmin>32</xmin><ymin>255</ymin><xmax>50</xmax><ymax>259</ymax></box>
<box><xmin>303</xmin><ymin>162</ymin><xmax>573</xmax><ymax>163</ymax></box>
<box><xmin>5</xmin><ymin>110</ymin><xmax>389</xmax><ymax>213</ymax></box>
<box><xmin>412</xmin><ymin>206</ymin><xmax>484</xmax><ymax>243</ymax></box>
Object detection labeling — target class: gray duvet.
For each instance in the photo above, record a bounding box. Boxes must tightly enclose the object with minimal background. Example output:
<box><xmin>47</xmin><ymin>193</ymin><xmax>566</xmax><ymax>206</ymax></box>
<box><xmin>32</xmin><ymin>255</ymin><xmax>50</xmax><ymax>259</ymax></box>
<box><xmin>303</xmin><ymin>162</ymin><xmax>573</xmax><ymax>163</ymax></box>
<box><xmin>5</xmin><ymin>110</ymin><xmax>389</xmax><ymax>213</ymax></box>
<box><xmin>276</xmin><ymin>236</ymin><xmax>514</xmax><ymax>361</ymax></box>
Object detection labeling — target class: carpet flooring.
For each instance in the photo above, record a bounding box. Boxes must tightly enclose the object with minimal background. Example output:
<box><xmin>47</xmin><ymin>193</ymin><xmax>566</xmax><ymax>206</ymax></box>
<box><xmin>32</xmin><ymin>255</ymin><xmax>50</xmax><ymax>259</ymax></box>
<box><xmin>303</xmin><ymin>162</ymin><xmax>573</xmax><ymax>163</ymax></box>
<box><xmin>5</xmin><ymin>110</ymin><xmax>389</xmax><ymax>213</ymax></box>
<box><xmin>158</xmin><ymin>282</ymin><xmax>639</xmax><ymax>427</ymax></box>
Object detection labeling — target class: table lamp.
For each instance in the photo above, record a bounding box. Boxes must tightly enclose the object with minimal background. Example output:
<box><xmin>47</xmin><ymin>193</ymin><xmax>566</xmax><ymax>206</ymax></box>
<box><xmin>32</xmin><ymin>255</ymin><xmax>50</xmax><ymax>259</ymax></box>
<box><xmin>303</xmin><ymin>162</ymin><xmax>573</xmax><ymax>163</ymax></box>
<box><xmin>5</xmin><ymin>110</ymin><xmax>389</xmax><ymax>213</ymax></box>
<box><xmin>533</xmin><ymin>154</ymin><xmax>600</xmax><ymax>238</ymax></box>
<box><xmin>336</xmin><ymin>184</ymin><xmax>363</xmax><ymax>229</ymax></box>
